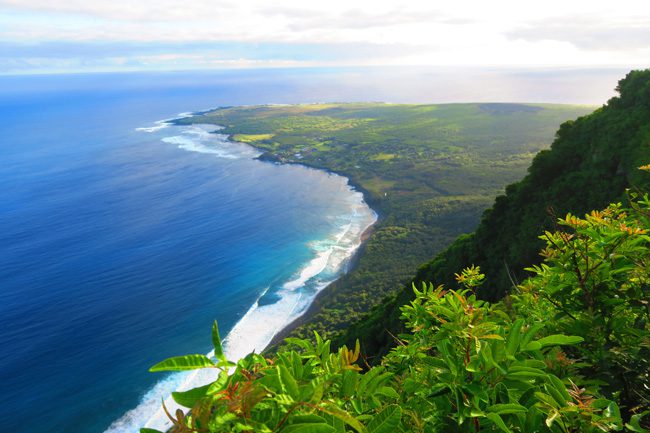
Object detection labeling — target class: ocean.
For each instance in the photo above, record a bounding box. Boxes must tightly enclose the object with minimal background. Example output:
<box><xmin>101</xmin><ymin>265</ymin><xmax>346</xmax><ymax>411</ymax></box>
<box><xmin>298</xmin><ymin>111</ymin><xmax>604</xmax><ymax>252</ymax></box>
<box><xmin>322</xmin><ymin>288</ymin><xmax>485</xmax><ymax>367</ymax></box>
<box><xmin>0</xmin><ymin>67</ymin><xmax>624</xmax><ymax>433</ymax></box>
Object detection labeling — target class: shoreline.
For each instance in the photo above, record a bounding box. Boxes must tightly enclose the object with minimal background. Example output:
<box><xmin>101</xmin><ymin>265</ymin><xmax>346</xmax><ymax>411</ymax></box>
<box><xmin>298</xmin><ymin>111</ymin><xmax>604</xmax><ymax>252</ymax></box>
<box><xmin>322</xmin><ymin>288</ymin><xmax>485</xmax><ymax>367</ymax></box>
<box><xmin>133</xmin><ymin>118</ymin><xmax>380</xmax><ymax>433</ymax></box>
<box><xmin>169</xmin><ymin>115</ymin><xmax>383</xmax><ymax>351</ymax></box>
<box><xmin>266</xmin><ymin>220</ymin><xmax>377</xmax><ymax>349</ymax></box>
<box><xmin>208</xmin><ymin>125</ymin><xmax>384</xmax><ymax>350</ymax></box>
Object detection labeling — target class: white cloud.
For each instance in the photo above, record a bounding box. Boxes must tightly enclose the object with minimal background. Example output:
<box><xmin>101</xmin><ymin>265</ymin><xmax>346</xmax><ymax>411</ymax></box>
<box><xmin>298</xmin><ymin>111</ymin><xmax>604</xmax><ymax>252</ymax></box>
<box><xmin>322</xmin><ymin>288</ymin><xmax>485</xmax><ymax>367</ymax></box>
<box><xmin>1</xmin><ymin>0</ymin><xmax>650</xmax><ymax>70</ymax></box>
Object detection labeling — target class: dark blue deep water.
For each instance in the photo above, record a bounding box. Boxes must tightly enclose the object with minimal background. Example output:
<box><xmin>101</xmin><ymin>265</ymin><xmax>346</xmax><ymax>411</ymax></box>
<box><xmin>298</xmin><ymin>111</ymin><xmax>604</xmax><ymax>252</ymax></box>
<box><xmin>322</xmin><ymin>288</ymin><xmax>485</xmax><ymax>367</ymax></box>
<box><xmin>0</xmin><ymin>70</ymin><xmax>379</xmax><ymax>433</ymax></box>
<box><xmin>0</xmin><ymin>67</ymin><xmax>623</xmax><ymax>433</ymax></box>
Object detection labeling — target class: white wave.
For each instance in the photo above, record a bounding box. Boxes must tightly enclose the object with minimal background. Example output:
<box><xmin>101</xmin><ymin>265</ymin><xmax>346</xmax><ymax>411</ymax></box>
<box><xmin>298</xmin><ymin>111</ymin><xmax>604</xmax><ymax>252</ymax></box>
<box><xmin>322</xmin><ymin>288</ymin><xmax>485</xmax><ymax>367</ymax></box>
<box><xmin>161</xmin><ymin>124</ymin><xmax>260</xmax><ymax>160</ymax></box>
<box><xmin>282</xmin><ymin>248</ymin><xmax>333</xmax><ymax>291</ymax></box>
<box><xmin>135</xmin><ymin>121</ymin><xmax>170</xmax><ymax>133</ymax></box>
<box><xmin>104</xmin><ymin>168</ymin><xmax>377</xmax><ymax>433</ymax></box>
<box><xmin>135</xmin><ymin>111</ymin><xmax>195</xmax><ymax>133</ymax></box>
<box><xmin>162</xmin><ymin>135</ymin><xmax>240</xmax><ymax>159</ymax></box>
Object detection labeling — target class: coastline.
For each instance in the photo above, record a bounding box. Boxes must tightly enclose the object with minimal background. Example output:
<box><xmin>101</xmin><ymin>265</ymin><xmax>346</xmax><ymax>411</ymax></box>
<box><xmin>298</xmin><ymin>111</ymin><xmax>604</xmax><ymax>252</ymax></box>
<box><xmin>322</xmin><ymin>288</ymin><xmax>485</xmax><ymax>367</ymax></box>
<box><xmin>266</xmin><ymin>220</ymin><xmax>377</xmax><ymax>349</ymax></box>
<box><xmin>129</xmin><ymin>118</ymin><xmax>379</xmax><ymax>433</ymax></box>
<box><xmin>210</xmin><ymin>126</ymin><xmax>384</xmax><ymax>350</ymax></box>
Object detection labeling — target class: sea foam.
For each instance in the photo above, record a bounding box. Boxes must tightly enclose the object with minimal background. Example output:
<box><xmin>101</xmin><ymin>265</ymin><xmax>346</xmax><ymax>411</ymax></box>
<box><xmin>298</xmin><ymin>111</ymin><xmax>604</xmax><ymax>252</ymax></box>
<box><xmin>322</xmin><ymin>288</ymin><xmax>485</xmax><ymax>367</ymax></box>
<box><xmin>105</xmin><ymin>122</ymin><xmax>377</xmax><ymax>433</ymax></box>
<box><xmin>162</xmin><ymin>124</ymin><xmax>261</xmax><ymax>159</ymax></box>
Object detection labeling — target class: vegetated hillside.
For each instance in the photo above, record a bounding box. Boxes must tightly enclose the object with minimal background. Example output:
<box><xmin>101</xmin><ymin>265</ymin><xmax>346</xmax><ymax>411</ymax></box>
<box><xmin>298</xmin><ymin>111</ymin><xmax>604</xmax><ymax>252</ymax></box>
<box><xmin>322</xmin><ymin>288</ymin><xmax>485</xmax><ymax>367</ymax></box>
<box><xmin>178</xmin><ymin>102</ymin><xmax>592</xmax><ymax>343</ymax></box>
<box><xmin>146</xmin><ymin>192</ymin><xmax>649</xmax><ymax>433</ymax></box>
<box><xmin>340</xmin><ymin>69</ymin><xmax>650</xmax><ymax>360</ymax></box>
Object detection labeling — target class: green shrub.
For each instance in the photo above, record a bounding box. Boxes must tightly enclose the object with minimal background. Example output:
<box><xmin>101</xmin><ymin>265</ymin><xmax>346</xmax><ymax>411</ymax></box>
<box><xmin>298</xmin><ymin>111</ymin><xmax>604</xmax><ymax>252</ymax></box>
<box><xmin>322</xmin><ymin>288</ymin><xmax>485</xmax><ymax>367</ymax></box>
<box><xmin>145</xmin><ymin>194</ymin><xmax>650</xmax><ymax>432</ymax></box>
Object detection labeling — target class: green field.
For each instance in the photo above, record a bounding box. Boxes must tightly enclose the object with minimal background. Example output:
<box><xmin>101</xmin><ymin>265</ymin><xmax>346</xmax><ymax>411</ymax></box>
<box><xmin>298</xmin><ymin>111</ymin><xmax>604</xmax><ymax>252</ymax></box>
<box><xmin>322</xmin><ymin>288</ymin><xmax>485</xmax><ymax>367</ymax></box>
<box><xmin>178</xmin><ymin>102</ymin><xmax>595</xmax><ymax>342</ymax></box>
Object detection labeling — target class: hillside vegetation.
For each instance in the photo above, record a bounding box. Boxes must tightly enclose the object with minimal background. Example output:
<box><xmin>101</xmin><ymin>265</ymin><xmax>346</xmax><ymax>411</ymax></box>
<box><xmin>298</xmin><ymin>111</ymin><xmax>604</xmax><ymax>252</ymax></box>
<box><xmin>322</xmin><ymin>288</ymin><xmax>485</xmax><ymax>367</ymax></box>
<box><xmin>340</xmin><ymin>70</ymin><xmax>650</xmax><ymax>361</ymax></box>
<box><xmin>178</xmin><ymin>102</ymin><xmax>592</xmax><ymax>342</ymax></box>
<box><xmin>144</xmin><ymin>190</ymin><xmax>649</xmax><ymax>433</ymax></box>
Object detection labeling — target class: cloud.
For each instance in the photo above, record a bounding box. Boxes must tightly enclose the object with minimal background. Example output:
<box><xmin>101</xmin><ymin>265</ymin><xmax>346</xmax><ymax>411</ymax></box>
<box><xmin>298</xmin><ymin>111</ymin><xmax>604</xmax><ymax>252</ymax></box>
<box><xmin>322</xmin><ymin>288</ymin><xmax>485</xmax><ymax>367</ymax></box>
<box><xmin>1</xmin><ymin>0</ymin><xmax>650</xmax><ymax>73</ymax></box>
<box><xmin>508</xmin><ymin>15</ymin><xmax>650</xmax><ymax>51</ymax></box>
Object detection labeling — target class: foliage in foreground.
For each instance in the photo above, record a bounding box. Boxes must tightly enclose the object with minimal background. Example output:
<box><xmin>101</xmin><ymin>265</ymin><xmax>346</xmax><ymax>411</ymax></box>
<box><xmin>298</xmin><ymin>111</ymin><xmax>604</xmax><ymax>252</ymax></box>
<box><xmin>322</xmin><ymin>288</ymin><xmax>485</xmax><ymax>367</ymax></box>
<box><xmin>143</xmin><ymin>194</ymin><xmax>649</xmax><ymax>433</ymax></box>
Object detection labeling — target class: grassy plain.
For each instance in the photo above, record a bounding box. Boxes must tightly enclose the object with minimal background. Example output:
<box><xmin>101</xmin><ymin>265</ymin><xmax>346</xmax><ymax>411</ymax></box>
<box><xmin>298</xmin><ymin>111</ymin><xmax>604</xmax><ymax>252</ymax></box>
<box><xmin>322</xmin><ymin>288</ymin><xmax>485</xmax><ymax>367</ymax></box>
<box><xmin>177</xmin><ymin>102</ymin><xmax>594</xmax><ymax>343</ymax></box>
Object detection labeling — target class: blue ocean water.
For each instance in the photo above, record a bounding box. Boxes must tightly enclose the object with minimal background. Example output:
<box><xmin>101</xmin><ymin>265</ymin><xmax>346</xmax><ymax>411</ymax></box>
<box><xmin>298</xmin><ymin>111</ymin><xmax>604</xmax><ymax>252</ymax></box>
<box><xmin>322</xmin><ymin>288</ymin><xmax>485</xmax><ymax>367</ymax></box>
<box><xmin>0</xmin><ymin>67</ymin><xmax>623</xmax><ymax>433</ymax></box>
<box><xmin>0</xmin><ymin>70</ymin><xmax>377</xmax><ymax>433</ymax></box>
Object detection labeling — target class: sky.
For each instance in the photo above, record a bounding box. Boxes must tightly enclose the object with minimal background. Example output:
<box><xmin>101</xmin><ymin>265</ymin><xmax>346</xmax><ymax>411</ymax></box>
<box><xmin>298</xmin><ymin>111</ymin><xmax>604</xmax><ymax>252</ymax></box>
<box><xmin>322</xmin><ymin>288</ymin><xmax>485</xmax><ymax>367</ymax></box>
<box><xmin>1</xmin><ymin>0</ymin><xmax>650</xmax><ymax>74</ymax></box>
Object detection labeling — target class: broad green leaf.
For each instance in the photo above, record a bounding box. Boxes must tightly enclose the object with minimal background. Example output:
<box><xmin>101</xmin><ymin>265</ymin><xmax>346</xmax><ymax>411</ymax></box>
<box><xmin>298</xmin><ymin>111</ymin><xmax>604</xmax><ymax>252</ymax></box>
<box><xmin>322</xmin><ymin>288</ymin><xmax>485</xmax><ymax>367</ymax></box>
<box><xmin>486</xmin><ymin>413</ymin><xmax>513</xmax><ymax>433</ymax></box>
<box><xmin>323</xmin><ymin>414</ymin><xmax>346</xmax><ymax>433</ymax></box>
<box><xmin>308</xmin><ymin>381</ymin><xmax>324</xmax><ymax>404</ymax></box>
<box><xmin>534</xmin><ymin>334</ymin><xmax>583</xmax><ymax>348</ymax></box>
<box><xmin>520</xmin><ymin>323</ymin><xmax>544</xmax><ymax>348</ymax></box>
<box><xmin>507</xmin><ymin>366</ymin><xmax>548</xmax><ymax>378</ymax></box>
<box><xmin>291</xmin><ymin>351</ymin><xmax>304</xmax><ymax>379</ymax></box>
<box><xmin>207</xmin><ymin>370</ymin><xmax>229</xmax><ymax>394</ymax></box>
<box><xmin>172</xmin><ymin>384</ymin><xmax>210</xmax><ymax>408</ymax></box>
<box><xmin>140</xmin><ymin>429</ymin><xmax>163</xmax><ymax>433</ymax></box>
<box><xmin>481</xmin><ymin>334</ymin><xmax>504</xmax><ymax>340</ymax></box>
<box><xmin>546</xmin><ymin>375</ymin><xmax>571</xmax><ymax>405</ymax></box>
<box><xmin>375</xmin><ymin>386</ymin><xmax>400</xmax><ymax>399</ymax></box>
<box><xmin>487</xmin><ymin>403</ymin><xmax>528</xmax><ymax>414</ymax></box>
<box><xmin>277</xmin><ymin>364</ymin><xmax>300</xmax><ymax>400</ymax></box>
<box><xmin>523</xmin><ymin>341</ymin><xmax>542</xmax><ymax>351</ymax></box>
<box><xmin>149</xmin><ymin>354</ymin><xmax>215</xmax><ymax>372</ymax></box>
<box><xmin>358</xmin><ymin>367</ymin><xmax>384</xmax><ymax>395</ymax></box>
<box><xmin>506</xmin><ymin>319</ymin><xmax>524</xmax><ymax>356</ymax></box>
<box><xmin>285</xmin><ymin>337</ymin><xmax>314</xmax><ymax>352</ymax></box>
<box><xmin>341</xmin><ymin>370</ymin><xmax>359</xmax><ymax>397</ymax></box>
<box><xmin>281</xmin><ymin>423</ymin><xmax>336</xmax><ymax>433</ymax></box>
<box><xmin>626</xmin><ymin>412</ymin><xmax>650</xmax><ymax>432</ymax></box>
<box><xmin>518</xmin><ymin>387</ymin><xmax>537</xmax><ymax>407</ymax></box>
<box><xmin>524</xmin><ymin>406</ymin><xmax>543</xmax><ymax>432</ymax></box>
<box><xmin>211</xmin><ymin>320</ymin><xmax>226</xmax><ymax>362</ymax></box>
<box><xmin>367</xmin><ymin>405</ymin><xmax>402</xmax><ymax>433</ymax></box>
<box><xmin>604</xmin><ymin>401</ymin><xmax>621</xmax><ymax>421</ymax></box>
<box><xmin>534</xmin><ymin>392</ymin><xmax>559</xmax><ymax>409</ymax></box>
<box><xmin>319</xmin><ymin>405</ymin><xmax>366</xmax><ymax>432</ymax></box>
<box><xmin>291</xmin><ymin>415</ymin><xmax>327</xmax><ymax>424</ymax></box>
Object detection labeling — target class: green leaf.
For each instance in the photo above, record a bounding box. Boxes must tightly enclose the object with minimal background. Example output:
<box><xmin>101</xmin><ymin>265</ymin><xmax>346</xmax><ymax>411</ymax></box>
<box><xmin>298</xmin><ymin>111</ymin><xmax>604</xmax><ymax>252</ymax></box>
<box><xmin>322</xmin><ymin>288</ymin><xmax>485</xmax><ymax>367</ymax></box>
<box><xmin>506</xmin><ymin>366</ymin><xmax>548</xmax><ymax>378</ymax></box>
<box><xmin>291</xmin><ymin>415</ymin><xmax>328</xmax><ymax>424</ymax></box>
<box><xmin>319</xmin><ymin>405</ymin><xmax>365</xmax><ymax>432</ymax></box>
<box><xmin>626</xmin><ymin>411</ymin><xmax>650</xmax><ymax>432</ymax></box>
<box><xmin>285</xmin><ymin>337</ymin><xmax>313</xmax><ymax>352</ymax></box>
<box><xmin>277</xmin><ymin>364</ymin><xmax>300</xmax><ymax>400</ymax></box>
<box><xmin>534</xmin><ymin>334</ymin><xmax>584</xmax><ymax>348</ymax></box>
<box><xmin>534</xmin><ymin>392</ymin><xmax>559</xmax><ymax>409</ymax></box>
<box><xmin>375</xmin><ymin>386</ymin><xmax>400</xmax><ymax>399</ymax></box>
<box><xmin>281</xmin><ymin>423</ymin><xmax>336</xmax><ymax>433</ymax></box>
<box><xmin>367</xmin><ymin>405</ymin><xmax>402</xmax><ymax>433</ymax></box>
<box><xmin>545</xmin><ymin>375</ymin><xmax>571</xmax><ymax>405</ymax></box>
<box><xmin>341</xmin><ymin>370</ymin><xmax>359</xmax><ymax>397</ymax></box>
<box><xmin>140</xmin><ymin>429</ymin><xmax>163</xmax><ymax>433</ymax></box>
<box><xmin>211</xmin><ymin>320</ymin><xmax>226</xmax><ymax>362</ymax></box>
<box><xmin>323</xmin><ymin>414</ymin><xmax>346</xmax><ymax>433</ymax></box>
<box><xmin>358</xmin><ymin>367</ymin><xmax>384</xmax><ymax>395</ymax></box>
<box><xmin>523</xmin><ymin>341</ymin><xmax>542</xmax><ymax>351</ymax></box>
<box><xmin>506</xmin><ymin>319</ymin><xmax>524</xmax><ymax>356</ymax></box>
<box><xmin>207</xmin><ymin>370</ymin><xmax>229</xmax><ymax>394</ymax></box>
<box><xmin>486</xmin><ymin>413</ymin><xmax>513</xmax><ymax>433</ymax></box>
<box><xmin>172</xmin><ymin>384</ymin><xmax>210</xmax><ymax>408</ymax></box>
<box><xmin>604</xmin><ymin>401</ymin><xmax>621</xmax><ymax>421</ymax></box>
<box><xmin>520</xmin><ymin>323</ymin><xmax>544</xmax><ymax>348</ymax></box>
<box><xmin>149</xmin><ymin>354</ymin><xmax>215</xmax><ymax>372</ymax></box>
<box><xmin>487</xmin><ymin>403</ymin><xmax>528</xmax><ymax>414</ymax></box>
